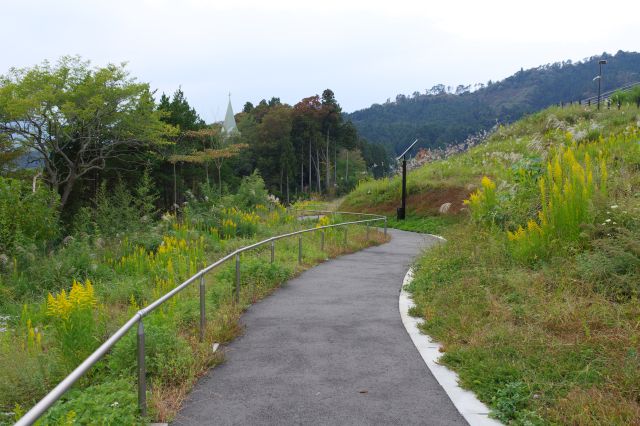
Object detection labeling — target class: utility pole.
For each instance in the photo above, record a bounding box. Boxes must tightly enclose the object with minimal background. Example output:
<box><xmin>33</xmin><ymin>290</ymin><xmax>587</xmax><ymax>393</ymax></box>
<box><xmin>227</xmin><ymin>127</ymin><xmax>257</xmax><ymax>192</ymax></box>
<box><xmin>597</xmin><ymin>59</ymin><xmax>607</xmax><ymax>110</ymax></box>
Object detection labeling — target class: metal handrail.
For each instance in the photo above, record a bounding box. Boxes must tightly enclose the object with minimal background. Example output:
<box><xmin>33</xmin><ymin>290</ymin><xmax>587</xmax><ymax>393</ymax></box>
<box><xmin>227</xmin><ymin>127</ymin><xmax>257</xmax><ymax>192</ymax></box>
<box><xmin>16</xmin><ymin>210</ymin><xmax>387</xmax><ymax>425</ymax></box>
<box><xmin>581</xmin><ymin>81</ymin><xmax>640</xmax><ymax>104</ymax></box>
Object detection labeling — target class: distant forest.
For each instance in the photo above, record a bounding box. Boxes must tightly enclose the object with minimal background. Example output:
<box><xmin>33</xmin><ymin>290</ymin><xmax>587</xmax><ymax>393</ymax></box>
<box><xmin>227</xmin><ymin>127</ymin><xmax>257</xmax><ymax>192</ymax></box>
<box><xmin>348</xmin><ymin>50</ymin><xmax>640</xmax><ymax>154</ymax></box>
<box><xmin>0</xmin><ymin>57</ymin><xmax>392</xmax><ymax>218</ymax></box>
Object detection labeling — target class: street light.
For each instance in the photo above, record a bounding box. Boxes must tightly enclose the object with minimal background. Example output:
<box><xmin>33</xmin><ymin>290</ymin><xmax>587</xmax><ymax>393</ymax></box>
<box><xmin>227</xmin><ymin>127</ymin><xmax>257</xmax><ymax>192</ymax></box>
<box><xmin>396</xmin><ymin>138</ymin><xmax>419</xmax><ymax>220</ymax></box>
<box><xmin>597</xmin><ymin>59</ymin><xmax>607</xmax><ymax>110</ymax></box>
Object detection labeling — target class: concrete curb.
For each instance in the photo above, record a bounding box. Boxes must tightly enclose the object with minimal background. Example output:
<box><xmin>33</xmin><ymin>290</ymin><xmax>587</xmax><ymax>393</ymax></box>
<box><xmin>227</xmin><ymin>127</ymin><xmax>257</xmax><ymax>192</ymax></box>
<box><xmin>399</xmin><ymin>235</ymin><xmax>502</xmax><ymax>426</ymax></box>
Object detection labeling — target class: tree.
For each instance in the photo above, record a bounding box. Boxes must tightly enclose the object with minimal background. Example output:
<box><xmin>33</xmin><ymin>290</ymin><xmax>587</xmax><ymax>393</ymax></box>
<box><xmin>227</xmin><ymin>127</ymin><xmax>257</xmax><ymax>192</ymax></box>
<box><xmin>0</xmin><ymin>133</ymin><xmax>24</xmax><ymax>175</ymax></box>
<box><xmin>0</xmin><ymin>56</ymin><xmax>172</xmax><ymax>210</ymax></box>
<box><xmin>293</xmin><ymin>96</ymin><xmax>323</xmax><ymax>193</ymax></box>
<box><xmin>157</xmin><ymin>87</ymin><xmax>205</xmax><ymax>131</ymax></box>
<box><xmin>242</xmin><ymin>102</ymin><xmax>254</xmax><ymax>113</ymax></box>
<box><xmin>255</xmin><ymin>105</ymin><xmax>294</xmax><ymax>199</ymax></box>
<box><xmin>155</xmin><ymin>88</ymin><xmax>207</xmax><ymax>208</ymax></box>
<box><xmin>320</xmin><ymin>89</ymin><xmax>340</xmax><ymax>193</ymax></box>
<box><xmin>170</xmin><ymin>127</ymin><xmax>247</xmax><ymax>197</ymax></box>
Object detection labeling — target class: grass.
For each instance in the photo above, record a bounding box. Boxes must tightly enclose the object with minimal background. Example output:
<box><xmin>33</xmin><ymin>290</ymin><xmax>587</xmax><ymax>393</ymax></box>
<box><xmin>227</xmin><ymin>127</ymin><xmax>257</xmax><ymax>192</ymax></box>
<box><xmin>385</xmin><ymin>215</ymin><xmax>459</xmax><ymax>234</ymax></box>
<box><xmin>343</xmin><ymin>104</ymin><xmax>640</xmax><ymax>424</ymax></box>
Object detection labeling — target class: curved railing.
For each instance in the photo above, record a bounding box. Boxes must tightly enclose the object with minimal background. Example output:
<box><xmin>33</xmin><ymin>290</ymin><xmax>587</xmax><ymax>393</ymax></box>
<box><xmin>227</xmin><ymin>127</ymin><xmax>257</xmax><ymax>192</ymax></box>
<box><xmin>580</xmin><ymin>81</ymin><xmax>640</xmax><ymax>105</ymax></box>
<box><xmin>16</xmin><ymin>210</ymin><xmax>387</xmax><ymax>425</ymax></box>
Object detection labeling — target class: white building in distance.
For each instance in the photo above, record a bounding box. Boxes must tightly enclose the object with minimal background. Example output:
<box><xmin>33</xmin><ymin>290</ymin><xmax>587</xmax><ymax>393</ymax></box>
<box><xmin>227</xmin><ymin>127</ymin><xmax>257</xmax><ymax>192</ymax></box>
<box><xmin>222</xmin><ymin>94</ymin><xmax>239</xmax><ymax>137</ymax></box>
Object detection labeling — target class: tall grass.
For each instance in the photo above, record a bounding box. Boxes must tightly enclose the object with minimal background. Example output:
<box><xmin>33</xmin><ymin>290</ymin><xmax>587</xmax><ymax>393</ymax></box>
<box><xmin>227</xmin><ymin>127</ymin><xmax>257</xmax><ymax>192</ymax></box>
<box><xmin>505</xmin><ymin>131</ymin><xmax>635</xmax><ymax>263</ymax></box>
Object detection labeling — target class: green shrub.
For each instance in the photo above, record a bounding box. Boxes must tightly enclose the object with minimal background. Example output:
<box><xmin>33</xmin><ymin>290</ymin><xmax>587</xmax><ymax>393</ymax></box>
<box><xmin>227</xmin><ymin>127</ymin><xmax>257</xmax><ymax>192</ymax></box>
<box><xmin>507</xmin><ymin>139</ymin><xmax>608</xmax><ymax>263</ymax></box>
<box><xmin>464</xmin><ymin>176</ymin><xmax>498</xmax><ymax>224</ymax></box>
<box><xmin>37</xmin><ymin>378</ymin><xmax>140</xmax><ymax>425</ymax></box>
<box><xmin>234</xmin><ymin>171</ymin><xmax>269</xmax><ymax>209</ymax></box>
<box><xmin>490</xmin><ymin>381</ymin><xmax>543</xmax><ymax>424</ymax></box>
<box><xmin>9</xmin><ymin>239</ymin><xmax>108</xmax><ymax>299</ymax></box>
<box><xmin>46</xmin><ymin>279</ymin><xmax>103</xmax><ymax>371</ymax></box>
<box><xmin>109</xmin><ymin>313</ymin><xmax>194</xmax><ymax>387</ymax></box>
<box><xmin>93</xmin><ymin>173</ymin><xmax>158</xmax><ymax>236</ymax></box>
<box><xmin>0</xmin><ymin>177</ymin><xmax>60</xmax><ymax>253</ymax></box>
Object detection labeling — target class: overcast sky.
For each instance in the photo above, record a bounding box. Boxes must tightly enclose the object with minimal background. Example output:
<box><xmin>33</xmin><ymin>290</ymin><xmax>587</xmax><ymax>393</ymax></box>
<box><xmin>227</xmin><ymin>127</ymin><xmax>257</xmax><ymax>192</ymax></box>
<box><xmin>2</xmin><ymin>0</ymin><xmax>639</xmax><ymax>121</ymax></box>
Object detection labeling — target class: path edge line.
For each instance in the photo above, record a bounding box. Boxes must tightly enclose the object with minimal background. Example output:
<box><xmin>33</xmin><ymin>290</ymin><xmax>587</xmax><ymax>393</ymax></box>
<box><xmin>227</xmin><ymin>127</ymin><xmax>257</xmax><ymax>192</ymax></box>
<box><xmin>399</xmin><ymin>234</ymin><xmax>502</xmax><ymax>426</ymax></box>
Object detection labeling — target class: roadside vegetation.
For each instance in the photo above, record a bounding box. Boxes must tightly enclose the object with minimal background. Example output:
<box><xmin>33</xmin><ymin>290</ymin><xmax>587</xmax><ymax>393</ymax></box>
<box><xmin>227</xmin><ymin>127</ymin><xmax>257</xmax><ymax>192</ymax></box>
<box><xmin>343</xmin><ymin>104</ymin><xmax>640</xmax><ymax>424</ymax></box>
<box><xmin>0</xmin><ymin>57</ymin><xmax>387</xmax><ymax>424</ymax></box>
<box><xmin>0</xmin><ymin>173</ymin><xmax>385</xmax><ymax>424</ymax></box>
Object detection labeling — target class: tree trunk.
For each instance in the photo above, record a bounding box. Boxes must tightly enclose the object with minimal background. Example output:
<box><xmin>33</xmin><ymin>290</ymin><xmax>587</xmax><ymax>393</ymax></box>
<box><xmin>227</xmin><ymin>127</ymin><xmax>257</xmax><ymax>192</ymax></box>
<box><xmin>308</xmin><ymin>140</ymin><xmax>312</xmax><ymax>193</ymax></box>
<box><xmin>334</xmin><ymin>138</ymin><xmax>337</xmax><ymax>184</ymax></box>
<box><xmin>315</xmin><ymin>147</ymin><xmax>321</xmax><ymax>192</ymax></box>
<box><xmin>59</xmin><ymin>175</ymin><xmax>77</xmax><ymax>211</ymax></box>
<box><xmin>217</xmin><ymin>165</ymin><xmax>222</xmax><ymax>196</ymax></box>
<box><xmin>173</xmin><ymin>162</ymin><xmax>177</xmax><ymax>212</ymax></box>
<box><xmin>286</xmin><ymin>172</ymin><xmax>290</xmax><ymax>204</ymax></box>
<box><xmin>326</xmin><ymin>128</ymin><xmax>330</xmax><ymax>194</ymax></box>
<box><xmin>346</xmin><ymin>150</ymin><xmax>349</xmax><ymax>184</ymax></box>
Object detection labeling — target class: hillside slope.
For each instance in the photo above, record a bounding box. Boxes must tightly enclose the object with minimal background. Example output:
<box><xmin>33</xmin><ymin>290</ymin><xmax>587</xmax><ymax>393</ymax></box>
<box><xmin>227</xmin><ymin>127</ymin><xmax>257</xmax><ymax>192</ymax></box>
<box><xmin>348</xmin><ymin>50</ymin><xmax>640</xmax><ymax>154</ymax></box>
<box><xmin>342</xmin><ymin>104</ymin><xmax>640</xmax><ymax>424</ymax></box>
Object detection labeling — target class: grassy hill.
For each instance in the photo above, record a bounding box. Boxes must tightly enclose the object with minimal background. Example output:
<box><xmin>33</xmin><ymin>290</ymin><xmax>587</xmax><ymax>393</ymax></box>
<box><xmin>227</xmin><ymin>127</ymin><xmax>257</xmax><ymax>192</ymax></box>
<box><xmin>342</xmin><ymin>104</ymin><xmax>640</xmax><ymax>424</ymax></box>
<box><xmin>348</xmin><ymin>50</ymin><xmax>640</xmax><ymax>155</ymax></box>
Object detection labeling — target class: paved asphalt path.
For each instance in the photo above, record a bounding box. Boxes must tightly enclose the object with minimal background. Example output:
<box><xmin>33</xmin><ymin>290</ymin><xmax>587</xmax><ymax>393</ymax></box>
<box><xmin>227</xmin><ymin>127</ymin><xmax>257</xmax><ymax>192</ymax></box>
<box><xmin>173</xmin><ymin>229</ymin><xmax>467</xmax><ymax>426</ymax></box>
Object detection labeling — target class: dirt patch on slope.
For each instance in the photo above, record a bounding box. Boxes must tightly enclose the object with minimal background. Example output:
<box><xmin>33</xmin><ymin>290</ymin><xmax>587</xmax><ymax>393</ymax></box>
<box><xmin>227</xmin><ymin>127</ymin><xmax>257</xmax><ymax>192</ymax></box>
<box><xmin>347</xmin><ymin>186</ymin><xmax>472</xmax><ymax>216</ymax></box>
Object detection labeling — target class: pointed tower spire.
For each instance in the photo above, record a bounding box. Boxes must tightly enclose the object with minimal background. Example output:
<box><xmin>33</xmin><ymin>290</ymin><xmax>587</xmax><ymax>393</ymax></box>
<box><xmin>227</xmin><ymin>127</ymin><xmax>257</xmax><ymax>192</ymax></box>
<box><xmin>222</xmin><ymin>93</ymin><xmax>238</xmax><ymax>136</ymax></box>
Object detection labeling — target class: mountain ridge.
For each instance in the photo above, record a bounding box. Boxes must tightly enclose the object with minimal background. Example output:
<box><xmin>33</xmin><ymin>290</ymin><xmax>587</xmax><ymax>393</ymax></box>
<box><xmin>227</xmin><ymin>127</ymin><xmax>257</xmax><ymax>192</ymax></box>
<box><xmin>347</xmin><ymin>50</ymin><xmax>640</xmax><ymax>154</ymax></box>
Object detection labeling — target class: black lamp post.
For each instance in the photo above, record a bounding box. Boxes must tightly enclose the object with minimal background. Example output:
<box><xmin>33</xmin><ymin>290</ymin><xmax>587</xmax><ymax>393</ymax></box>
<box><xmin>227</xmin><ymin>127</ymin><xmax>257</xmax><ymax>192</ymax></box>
<box><xmin>597</xmin><ymin>59</ymin><xmax>607</xmax><ymax>110</ymax></box>
<box><xmin>396</xmin><ymin>138</ymin><xmax>418</xmax><ymax>220</ymax></box>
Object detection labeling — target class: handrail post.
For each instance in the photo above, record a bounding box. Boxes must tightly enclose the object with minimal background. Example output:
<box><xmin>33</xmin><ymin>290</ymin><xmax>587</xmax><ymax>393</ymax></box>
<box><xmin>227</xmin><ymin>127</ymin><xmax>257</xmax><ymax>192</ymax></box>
<box><xmin>321</xmin><ymin>231</ymin><xmax>325</xmax><ymax>251</ymax></box>
<box><xmin>270</xmin><ymin>240</ymin><xmax>275</xmax><ymax>264</ymax></box>
<box><xmin>384</xmin><ymin>217</ymin><xmax>387</xmax><ymax>237</ymax></box>
<box><xmin>366</xmin><ymin>222</ymin><xmax>370</xmax><ymax>240</ymax></box>
<box><xmin>235</xmin><ymin>254</ymin><xmax>240</xmax><ymax>304</ymax></box>
<box><xmin>298</xmin><ymin>236</ymin><xmax>302</xmax><ymax>264</ymax></box>
<box><xmin>199</xmin><ymin>274</ymin><xmax>206</xmax><ymax>342</ymax></box>
<box><xmin>137</xmin><ymin>319</ymin><xmax>147</xmax><ymax>417</ymax></box>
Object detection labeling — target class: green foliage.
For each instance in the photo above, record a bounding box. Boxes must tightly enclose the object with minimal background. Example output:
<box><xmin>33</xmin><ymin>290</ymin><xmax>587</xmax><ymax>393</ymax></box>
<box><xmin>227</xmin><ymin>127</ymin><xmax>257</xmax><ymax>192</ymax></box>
<box><xmin>135</xmin><ymin>168</ymin><xmax>159</xmax><ymax>222</ymax></box>
<box><xmin>506</xmin><ymin>132</ymin><xmax>633</xmax><ymax>264</ymax></box>
<box><xmin>38</xmin><ymin>378</ymin><xmax>140</xmax><ymax>425</ymax></box>
<box><xmin>46</xmin><ymin>279</ymin><xmax>102</xmax><ymax>371</ymax></box>
<box><xmin>234</xmin><ymin>171</ymin><xmax>270</xmax><ymax>209</ymax></box>
<box><xmin>92</xmin><ymin>173</ymin><xmax>159</xmax><ymax>235</ymax></box>
<box><xmin>464</xmin><ymin>176</ymin><xmax>498</xmax><ymax>224</ymax></box>
<box><xmin>490</xmin><ymin>382</ymin><xmax>541</xmax><ymax>424</ymax></box>
<box><xmin>94</xmin><ymin>181</ymin><xmax>138</xmax><ymax>235</ymax></box>
<box><xmin>0</xmin><ymin>133</ymin><xmax>24</xmax><ymax>174</ymax></box>
<box><xmin>0</xmin><ymin>56</ymin><xmax>171</xmax><ymax>210</ymax></box>
<box><xmin>7</xmin><ymin>238</ymin><xmax>111</xmax><ymax>301</ymax></box>
<box><xmin>0</xmin><ymin>177</ymin><xmax>60</xmax><ymax>253</ymax></box>
<box><xmin>610</xmin><ymin>85</ymin><xmax>640</xmax><ymax>105</ymax></box>
<box><xmin>157</xmin><ymin>88</ymin><xmax>205</xmax><ymax>131</ymax></box>
<box><xmin>109</xmin><ymin>313</ymin><xmax>194</xmax><ymax>387</ymax></box>
<box><xmin>0</xmin><ymin>319</ymin><xmax>57</xmax><ymax>413</ymax></box>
